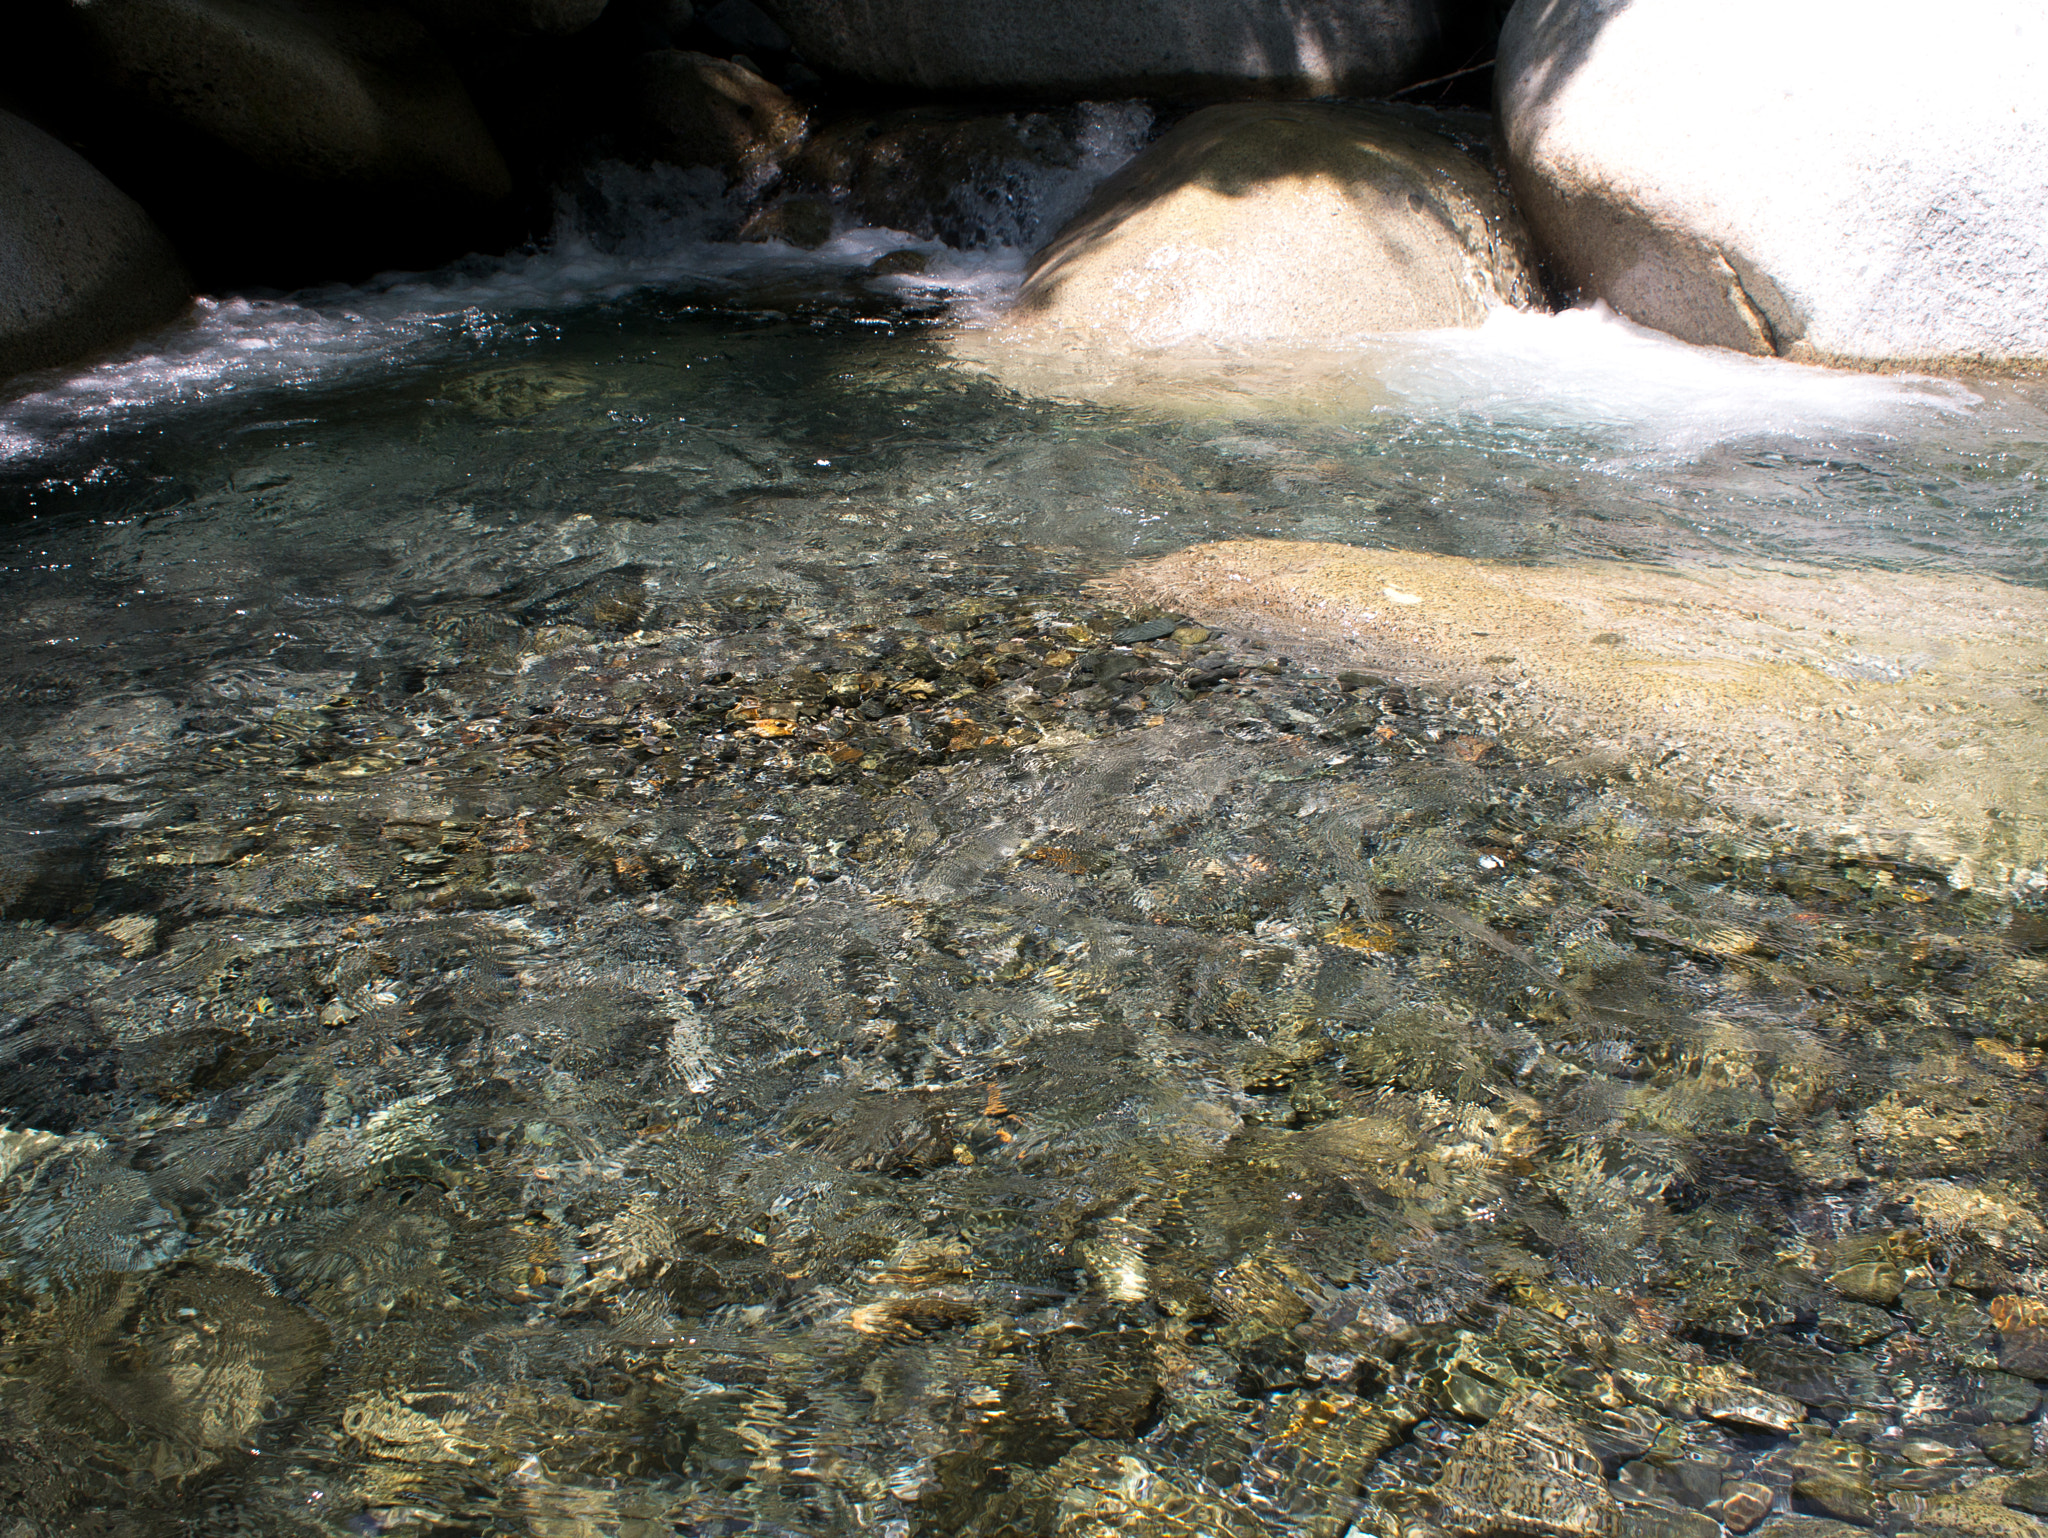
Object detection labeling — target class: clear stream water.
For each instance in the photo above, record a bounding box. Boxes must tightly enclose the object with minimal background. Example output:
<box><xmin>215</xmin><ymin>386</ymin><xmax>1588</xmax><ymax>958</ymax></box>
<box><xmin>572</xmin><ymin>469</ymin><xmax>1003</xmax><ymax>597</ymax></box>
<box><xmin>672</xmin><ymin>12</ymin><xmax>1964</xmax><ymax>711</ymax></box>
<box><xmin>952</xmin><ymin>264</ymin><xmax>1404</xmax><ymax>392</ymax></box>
<box><xmin>1</xmin><ymin>172</ymin><xmax>2047</xmax><ymax>1538</ymax></box>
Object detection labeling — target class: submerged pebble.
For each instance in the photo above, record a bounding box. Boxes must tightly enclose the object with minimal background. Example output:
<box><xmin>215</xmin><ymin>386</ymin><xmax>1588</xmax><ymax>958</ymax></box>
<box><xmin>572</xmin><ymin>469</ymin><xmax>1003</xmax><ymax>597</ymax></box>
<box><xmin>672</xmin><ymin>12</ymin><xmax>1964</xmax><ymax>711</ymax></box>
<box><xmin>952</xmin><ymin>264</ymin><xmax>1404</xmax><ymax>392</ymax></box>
<box><xmin>1</xmin><ymin>569</ymin><xmax>2041</xmax><ymax>1533</ymax></box>
<box><xmin>0</xmin><ymin>288</ymin><xmax>2043</xmax><ymax>1538</ymax></box>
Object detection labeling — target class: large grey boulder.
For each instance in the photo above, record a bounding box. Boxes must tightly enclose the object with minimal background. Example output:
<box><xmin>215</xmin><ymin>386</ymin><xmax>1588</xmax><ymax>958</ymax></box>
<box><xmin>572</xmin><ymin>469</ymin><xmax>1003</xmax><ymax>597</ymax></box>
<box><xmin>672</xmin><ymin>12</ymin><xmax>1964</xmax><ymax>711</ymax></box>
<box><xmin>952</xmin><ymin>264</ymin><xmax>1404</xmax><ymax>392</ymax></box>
<box><xmin>1497</xmin><ymin>0</ymin><xmax>2048</xmax><ymax>369</ymax></box>
<box><xmin>72</xmin><ymin>0</ymin><xmax>511</xmax><ymax>200</ymax></box>
<box><xmin>698</xmin><ymin>0</ymin><xmax>786</xmax><ymax>51</ymax></box>
<box><xmin>1004</xmin><ymin>104</ymin><xmax>1537</xmax><ymax>350</ymax></box>
<box><xmin>64</xmin><ymin>0</ymin><xmax>513</xmax><ymax>281</ymax></box>
<box><xmin>399</xmin><ymin>0</ymin><xmax>610</xmax><ymax>34</ymax></box>
<box><xmin>753</xmin><ymin>0</ymin><xmax>1442</xmax><ymax>99</ymax></box>
<box><xmin>0</xmin><ymin>112</ymin><xmax>190</xmax><ymax>384</ymax></box>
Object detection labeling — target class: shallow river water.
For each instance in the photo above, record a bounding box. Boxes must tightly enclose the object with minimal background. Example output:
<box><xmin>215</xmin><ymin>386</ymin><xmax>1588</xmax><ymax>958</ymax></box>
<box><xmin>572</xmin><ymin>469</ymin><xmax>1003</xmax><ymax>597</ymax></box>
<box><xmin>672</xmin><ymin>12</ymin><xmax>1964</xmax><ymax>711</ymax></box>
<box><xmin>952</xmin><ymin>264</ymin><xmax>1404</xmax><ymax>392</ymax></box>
<box><xmin>1</xmin><ymin>223</ymin><xmax>2047</xmax><ymax>1538</ymax></box>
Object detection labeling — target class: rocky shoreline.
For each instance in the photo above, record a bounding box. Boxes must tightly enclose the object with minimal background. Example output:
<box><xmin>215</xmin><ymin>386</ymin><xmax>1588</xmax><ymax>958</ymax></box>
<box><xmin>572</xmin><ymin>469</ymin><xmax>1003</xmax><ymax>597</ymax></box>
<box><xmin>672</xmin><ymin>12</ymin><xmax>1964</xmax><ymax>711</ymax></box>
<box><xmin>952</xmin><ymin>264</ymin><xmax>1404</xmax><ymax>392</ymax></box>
<box><xmin>6</xmin><ymin>0</ymin><xmax>2046</xmax><ymax>393</ymax></box>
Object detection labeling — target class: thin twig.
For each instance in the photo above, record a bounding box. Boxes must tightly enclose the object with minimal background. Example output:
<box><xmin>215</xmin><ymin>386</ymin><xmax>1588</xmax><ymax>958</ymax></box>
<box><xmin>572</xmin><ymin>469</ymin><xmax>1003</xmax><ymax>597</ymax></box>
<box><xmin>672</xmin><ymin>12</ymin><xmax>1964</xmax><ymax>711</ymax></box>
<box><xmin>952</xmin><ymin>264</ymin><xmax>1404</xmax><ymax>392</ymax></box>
<box><xmin>1388</xmin><ymin>58</ymin><xmax>1497</xmax><ymax>98</ymax></box>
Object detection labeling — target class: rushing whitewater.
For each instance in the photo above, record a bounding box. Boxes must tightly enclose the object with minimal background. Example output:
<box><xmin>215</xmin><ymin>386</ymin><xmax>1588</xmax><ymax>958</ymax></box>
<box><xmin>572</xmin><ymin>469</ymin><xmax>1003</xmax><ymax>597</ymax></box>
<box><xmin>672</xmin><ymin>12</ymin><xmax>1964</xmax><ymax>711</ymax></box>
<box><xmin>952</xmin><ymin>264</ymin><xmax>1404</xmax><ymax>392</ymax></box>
<box><xmin>0</xmin><ymin>101</ymin><xmax>1162</xmax><ymax>464</ymax></box>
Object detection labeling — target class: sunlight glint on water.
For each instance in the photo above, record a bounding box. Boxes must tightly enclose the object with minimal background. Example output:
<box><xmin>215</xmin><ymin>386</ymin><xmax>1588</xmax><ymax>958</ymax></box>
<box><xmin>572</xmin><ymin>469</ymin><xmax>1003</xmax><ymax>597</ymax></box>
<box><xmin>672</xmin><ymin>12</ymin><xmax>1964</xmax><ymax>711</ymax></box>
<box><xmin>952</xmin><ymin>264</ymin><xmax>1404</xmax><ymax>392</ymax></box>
<box><xmin>0</xmin><ymin>225</ymin><xmax>2044</xmax><ymax>1538</ymax></box>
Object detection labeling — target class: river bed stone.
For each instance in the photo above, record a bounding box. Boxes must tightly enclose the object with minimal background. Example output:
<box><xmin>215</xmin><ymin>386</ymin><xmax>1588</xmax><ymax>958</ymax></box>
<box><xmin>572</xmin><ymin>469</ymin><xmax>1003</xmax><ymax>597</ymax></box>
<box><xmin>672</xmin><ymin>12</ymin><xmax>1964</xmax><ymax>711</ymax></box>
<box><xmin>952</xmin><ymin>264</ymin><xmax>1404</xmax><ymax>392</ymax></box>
<box><xmin>2</xmin><ymin>263</ymin><xmax>2045</xmax><ymax>1538</ymax></box>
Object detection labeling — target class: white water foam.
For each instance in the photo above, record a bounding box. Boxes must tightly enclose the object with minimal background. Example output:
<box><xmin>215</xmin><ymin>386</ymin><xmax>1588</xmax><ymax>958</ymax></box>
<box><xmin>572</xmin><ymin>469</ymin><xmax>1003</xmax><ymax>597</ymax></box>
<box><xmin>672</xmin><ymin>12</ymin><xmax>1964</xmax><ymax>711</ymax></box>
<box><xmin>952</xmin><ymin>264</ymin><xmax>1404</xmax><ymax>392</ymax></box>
<box><xmin>1368</xmin><ymin>302</ymin><xmax>1982</xmax><ymax>458</ymax></box>
<box><xmin>0</xmin><ymin>222</ymin><xmax>1015</xmax><ymax>464</ymax></box>
<box><xmin>953</xmin><ymin>297</ymin><xmax>1993</xmax><ymax>457</ymax></box>
<box><xmin>0</xmin><ymin>104</ymin><xmax>1159</xmax><ymax>464</ymax></box>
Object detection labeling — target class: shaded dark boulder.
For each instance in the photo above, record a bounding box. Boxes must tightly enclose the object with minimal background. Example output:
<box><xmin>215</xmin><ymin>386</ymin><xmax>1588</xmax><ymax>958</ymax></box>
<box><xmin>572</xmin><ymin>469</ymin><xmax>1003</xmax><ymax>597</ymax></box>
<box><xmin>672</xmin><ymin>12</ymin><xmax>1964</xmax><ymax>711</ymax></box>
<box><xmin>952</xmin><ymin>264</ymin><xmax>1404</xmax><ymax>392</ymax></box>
<box><xmin>752</xmin><ymin>0</ymin><xmax>1445</xmax><ymax>99</ymax></box>
<box><xmin>6</xmin><ymin>0</ymin><xmax>514</xmax><ymax>287</ymax></box>
<box><xmin>0</xmin><ymin>111</ymin><xmax>191</xmax><ymax>383</ymax></box>
<box><xmin>400</xmin><ymin>0</ymin><xmax>612</xmax><ymax>35</ymax></box>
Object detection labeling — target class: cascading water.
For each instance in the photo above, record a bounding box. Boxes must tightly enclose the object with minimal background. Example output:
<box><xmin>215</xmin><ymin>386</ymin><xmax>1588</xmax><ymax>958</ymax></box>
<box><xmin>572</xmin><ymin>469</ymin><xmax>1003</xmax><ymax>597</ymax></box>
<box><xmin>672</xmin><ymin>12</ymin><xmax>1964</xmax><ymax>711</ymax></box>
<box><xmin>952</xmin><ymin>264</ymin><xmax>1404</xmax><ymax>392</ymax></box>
<box><xmin>1</xmin><ymin>128</ymin><xmax>2046</xmax><ymax>1538</ymax></box>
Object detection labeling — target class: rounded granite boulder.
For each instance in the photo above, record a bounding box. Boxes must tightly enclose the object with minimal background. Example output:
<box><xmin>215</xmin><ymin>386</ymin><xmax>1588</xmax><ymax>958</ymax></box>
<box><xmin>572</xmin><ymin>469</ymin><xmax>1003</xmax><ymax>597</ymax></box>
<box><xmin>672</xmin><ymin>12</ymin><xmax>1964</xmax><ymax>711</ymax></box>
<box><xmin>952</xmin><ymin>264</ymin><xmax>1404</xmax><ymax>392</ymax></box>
<box><xmin>1003</xmin><ymin>103</ymin><xmax>1538</xmax><ymax>351</ymax></box>
<box><xmin>1496</xmin><ymin>0</ymin><xmax>2048</xmax><ymax>370</ymax></box>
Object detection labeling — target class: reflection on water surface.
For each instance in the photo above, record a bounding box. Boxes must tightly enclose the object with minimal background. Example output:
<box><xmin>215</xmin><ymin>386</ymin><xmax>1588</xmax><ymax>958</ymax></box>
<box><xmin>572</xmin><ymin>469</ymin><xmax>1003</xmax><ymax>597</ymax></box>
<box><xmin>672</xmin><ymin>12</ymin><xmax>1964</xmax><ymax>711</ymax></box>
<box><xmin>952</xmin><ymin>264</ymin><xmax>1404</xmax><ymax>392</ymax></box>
<box><xmin>0</xmin><ymin>281</ymin><xmax>2046</xmax><ymax>1538</ymax></box>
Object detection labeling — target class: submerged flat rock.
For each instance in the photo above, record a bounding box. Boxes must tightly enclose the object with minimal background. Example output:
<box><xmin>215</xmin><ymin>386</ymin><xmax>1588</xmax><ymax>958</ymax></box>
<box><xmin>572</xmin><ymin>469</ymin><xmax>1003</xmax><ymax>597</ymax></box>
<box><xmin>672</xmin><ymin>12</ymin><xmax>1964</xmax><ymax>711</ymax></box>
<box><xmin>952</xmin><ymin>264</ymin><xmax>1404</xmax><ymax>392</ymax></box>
<box><xmin>1108</xmin><ymin>539</ymin><xmax>2048</xmax><ymax>890</ymax></box>
<box><xmin>1434</xmin><ymin>1387</ymin><xmax>1616</xmax><ymax>1538</ymax></box>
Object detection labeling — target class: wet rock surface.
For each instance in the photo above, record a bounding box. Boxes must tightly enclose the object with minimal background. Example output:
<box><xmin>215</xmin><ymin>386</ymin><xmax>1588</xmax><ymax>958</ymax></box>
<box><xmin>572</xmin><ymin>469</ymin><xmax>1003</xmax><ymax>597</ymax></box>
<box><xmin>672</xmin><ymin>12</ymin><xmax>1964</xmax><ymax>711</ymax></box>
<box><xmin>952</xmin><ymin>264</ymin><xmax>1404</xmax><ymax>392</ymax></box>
<box><xmin>629</xmin><ymin>47</ymin><xmax>810</xmax><ymax>190</ymax></box>
<box><xmin>785</xmin><ymin>102</ymin><xmax>1158</xmax><ymax>250</ymax></box>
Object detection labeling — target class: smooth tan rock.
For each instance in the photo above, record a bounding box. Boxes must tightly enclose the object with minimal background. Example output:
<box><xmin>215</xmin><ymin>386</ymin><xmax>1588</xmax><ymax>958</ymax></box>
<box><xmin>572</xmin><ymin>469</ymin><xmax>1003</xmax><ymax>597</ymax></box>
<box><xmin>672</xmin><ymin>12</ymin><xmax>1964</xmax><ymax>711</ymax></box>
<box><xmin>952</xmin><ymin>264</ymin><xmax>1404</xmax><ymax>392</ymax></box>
<box><xmin>632</xmin><ymin>49</ymin><xmax>807</xmax><ymax>189</ymax></box>
<box><xmin>1793</xmin><ymin>1476</ymin><xmax>1882</xmax><ymax>1527</ymax></box>
<box><xmin>955</xmin><ymin>104</ymin><xmax>1538</xmax><ymax>404</ymax></box>
<box><xmin>1497</xmin><ymin>0</ymin><xmax>2048</xmax><ymax>369</ymax></box>
<box><xmin>1829</xmin><ymin>1262</ymin><xmax>1905</xmax><ymax>1307</ymax></box>
<box><xmin>1994</xmin><ymin>1295</ymin><xmax>2048</xmax><ymax>1381</ymax></box>
<box><xmin>1107</xmin><ymin>540</ymin><xmax>2048</xmax><ymax>892</ymax></box>
<box><xmin>1018</xmin><ymin>104</ymin><xmax>1534</xmax><ymax>348</ymax></box>
<box><xmin>1716</xmin><ymin>1481</ymin><xmax>1775</xmax><ymax>1533</ymax></box>
<box><xmin>753</xmin><ymin>0</ymin><xmax>1441</xmax><ymax>99</ymax></box>
<box><xmin>0</xmin><ymin>111</ymin><xmax>190</xmax><ymax>383</ymax></box>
